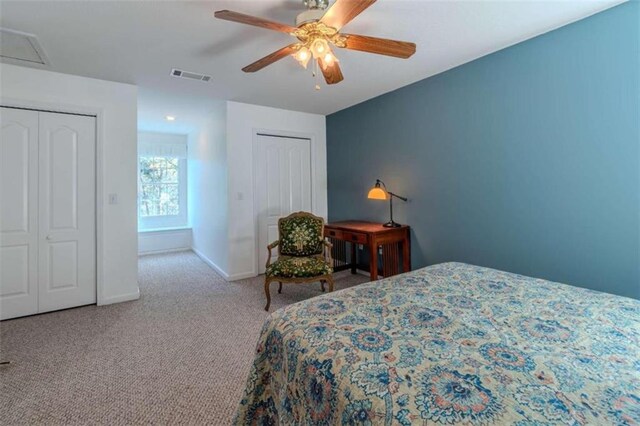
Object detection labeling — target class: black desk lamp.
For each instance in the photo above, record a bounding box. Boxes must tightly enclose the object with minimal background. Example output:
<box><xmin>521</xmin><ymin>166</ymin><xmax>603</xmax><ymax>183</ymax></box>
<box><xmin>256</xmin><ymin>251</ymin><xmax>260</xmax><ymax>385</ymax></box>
<box><xmin>367</xmin><ymin>179</ymin><xmax>407</xmax><ymax>228</ymax></box>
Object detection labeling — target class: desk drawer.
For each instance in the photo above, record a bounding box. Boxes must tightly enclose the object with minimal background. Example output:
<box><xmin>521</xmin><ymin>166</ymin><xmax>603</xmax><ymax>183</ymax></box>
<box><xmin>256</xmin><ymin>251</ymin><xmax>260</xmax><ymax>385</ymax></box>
<box><xmin>325</xmin><ymin>229</ymin><xmax>368</xmax><ymax>245</ymax></box>
<box><xmin>326</xmin><ymin>229</ymin><xmax>343</xmax><ymax>240</ymax></box>
<box><xmin>344</xmin><ymin>232</ymin><xmax>367</xmax><ymax>244</ymax></box>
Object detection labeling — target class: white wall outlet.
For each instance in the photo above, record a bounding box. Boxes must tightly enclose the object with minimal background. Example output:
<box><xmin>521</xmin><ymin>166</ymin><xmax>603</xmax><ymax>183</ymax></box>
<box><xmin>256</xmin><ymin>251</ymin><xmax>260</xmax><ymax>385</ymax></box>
<box><xmin>108</xmin><ymin>193</ymin><xmax>118</xmax><ymax>205</ymax></box>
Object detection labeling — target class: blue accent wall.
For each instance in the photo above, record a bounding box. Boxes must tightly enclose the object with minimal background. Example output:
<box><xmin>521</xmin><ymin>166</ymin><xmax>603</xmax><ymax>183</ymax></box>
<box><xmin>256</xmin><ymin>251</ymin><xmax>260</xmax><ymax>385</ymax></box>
<box><xmin>327</xmin><ymin>3</ymin><xmax>640</xmax><ymax>299</ymax></box>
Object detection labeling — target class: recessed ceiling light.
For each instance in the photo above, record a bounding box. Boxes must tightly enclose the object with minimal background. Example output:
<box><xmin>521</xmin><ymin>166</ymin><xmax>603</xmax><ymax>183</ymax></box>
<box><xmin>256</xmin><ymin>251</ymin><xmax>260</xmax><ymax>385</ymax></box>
<box><xmin>165</xmin><ymin>115</ymin><xmax>176</xmax><ymax>121</ymax></box>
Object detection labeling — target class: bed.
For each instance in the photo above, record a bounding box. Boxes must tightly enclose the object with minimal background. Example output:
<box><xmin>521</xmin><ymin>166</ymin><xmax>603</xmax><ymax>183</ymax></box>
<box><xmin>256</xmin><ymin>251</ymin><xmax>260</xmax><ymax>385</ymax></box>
<box><xmin>235</xmin><ymin>262</ymin><xmax>640</xmax><ymax>425</ymax></box>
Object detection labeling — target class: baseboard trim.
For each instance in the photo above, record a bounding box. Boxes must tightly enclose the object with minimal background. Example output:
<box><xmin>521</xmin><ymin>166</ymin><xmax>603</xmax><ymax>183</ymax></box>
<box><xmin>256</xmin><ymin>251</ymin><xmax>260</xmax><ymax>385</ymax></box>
<box><xmin>138</xmin><ymin>247</ymin><xmax>191</xmax><ymax>256</ymax></box>
<box><xmin>98</xmin><ymin>288</ymin><xmax>140</xmax><ymax>305</ymax></box>
<box><xmin>192</xmin><ymin>248</ymin><xmax>230</xmax><ymax>280</ymax></box>
<box><xmin>227</xmin><ymin>271</ymin><xmax>258</xmax><ymax>281</ymax></box>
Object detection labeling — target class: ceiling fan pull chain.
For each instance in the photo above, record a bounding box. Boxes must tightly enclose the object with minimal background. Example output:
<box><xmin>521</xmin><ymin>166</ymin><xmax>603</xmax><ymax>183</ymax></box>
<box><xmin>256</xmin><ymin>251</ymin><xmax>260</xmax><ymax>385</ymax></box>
<box><xmin>311</xmin><ymin>59</ymin><xmax>320</xmax><ymax>91</ymax></box>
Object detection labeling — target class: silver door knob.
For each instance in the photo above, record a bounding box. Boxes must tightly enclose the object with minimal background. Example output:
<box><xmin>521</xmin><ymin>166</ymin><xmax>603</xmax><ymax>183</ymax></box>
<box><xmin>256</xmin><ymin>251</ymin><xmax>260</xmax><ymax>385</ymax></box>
<box><xmin>46</xmin><ymin>235</ymin><xmax>52</xmax><ymax>240</ymax></box>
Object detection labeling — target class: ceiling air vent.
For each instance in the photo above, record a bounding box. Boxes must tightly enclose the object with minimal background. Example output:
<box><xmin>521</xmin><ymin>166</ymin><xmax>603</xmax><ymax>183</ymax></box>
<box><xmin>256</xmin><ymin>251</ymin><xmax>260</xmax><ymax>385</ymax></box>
<box><xmin>0</xmin><ymin>28</ymin><xmax>50</xmax><ymax>66</ymax></box>
<box><xmin>171</xmin><ymin>68</ymin><xmax>211</xmax><ymax>82</ymax></box>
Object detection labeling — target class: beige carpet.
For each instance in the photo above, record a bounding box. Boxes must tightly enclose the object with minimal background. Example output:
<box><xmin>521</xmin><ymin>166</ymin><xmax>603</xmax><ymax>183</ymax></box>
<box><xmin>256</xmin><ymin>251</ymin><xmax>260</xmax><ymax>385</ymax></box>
<box><xmin>0</xmin><ymin>251</ymin><xmax>368</xmax><ymax>425</ymax></box>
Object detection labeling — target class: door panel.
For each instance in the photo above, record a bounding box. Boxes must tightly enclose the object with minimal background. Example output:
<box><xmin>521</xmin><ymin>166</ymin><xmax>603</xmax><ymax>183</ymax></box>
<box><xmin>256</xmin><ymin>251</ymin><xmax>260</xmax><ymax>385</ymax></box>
<box><xmin>1</xmin><ymin>246</ymin><xmax>30</xmax><ymax>297</ymax></box>
<box><xmin>48</xmin><ymin>127</ymin><xmax>78</xmax><ymax>231</ymax></box>
<box><xmin>38</xmin><ymin>112</ymin><xmax>96</xmax><ymax>313</ymax></box>
<box><xmin>256</xmin><ymin>135</ymin><xmax>312</xmax><ymax>273</ymax></box>
<box><xmin>266</xmin><ymin>145</ymin><xmax>282</xmax><ymax>217</ymax></box>
<box><xmin>0</xmin><ymin>108</ymin><xmax>39</xmax><ymax>319</ymax></box>
<box><xmin>48</xmin><ymin>241</ymin><xmax>78</xmax><ymax>290</ymax></box>
<box><xmin>289</xmin><ymin>148</ymin><xmax>303</xmax><ymax>211</ymax></box>
<box><xmin>1</xmin><ymin>121</ymin><xmax>30</xmax><ymax>233</ymax></box>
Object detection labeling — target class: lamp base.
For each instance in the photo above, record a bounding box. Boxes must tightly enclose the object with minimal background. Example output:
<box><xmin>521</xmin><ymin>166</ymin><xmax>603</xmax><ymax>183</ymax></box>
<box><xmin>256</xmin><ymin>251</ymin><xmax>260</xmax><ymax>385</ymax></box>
<box><xmin>383</xmin><ymin>220</ymin><xmax>402</xmax><ymax>228</ymax></box>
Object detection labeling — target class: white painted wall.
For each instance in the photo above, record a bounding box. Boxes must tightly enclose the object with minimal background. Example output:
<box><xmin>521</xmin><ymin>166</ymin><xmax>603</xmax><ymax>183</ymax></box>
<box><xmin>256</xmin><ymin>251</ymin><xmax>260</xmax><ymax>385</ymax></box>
<box><xmin>0</xmin><ymin>63</ymin><xmax>139</xmax><ymax>305</ymax></box>
<box><xmin>188</xmin><ymin>100</ymin><xmax>229</xmax><ymax>277</ymax></box>
<box><xmin>138</xmin><ymin>229</ymin><xmax>192</xmax><ymax>255</ymax></box>
<box><xmin>138</xmin><ymin>131</ymin><xmax>188</xmax><ymax>151</ymax></box>
<box><xmin>225</xmin><ymin>101</ymin><xmax>327</xmax><ymax>279</ymax></box>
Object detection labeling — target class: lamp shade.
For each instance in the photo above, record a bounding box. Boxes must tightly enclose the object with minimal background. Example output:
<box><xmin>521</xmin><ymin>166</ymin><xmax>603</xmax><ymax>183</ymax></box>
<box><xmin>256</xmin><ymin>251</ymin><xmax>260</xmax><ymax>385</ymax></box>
<box><xmin>367</xmin><ymin>186</ymin><xmax>387</xmax><ymax>200</ymax></box>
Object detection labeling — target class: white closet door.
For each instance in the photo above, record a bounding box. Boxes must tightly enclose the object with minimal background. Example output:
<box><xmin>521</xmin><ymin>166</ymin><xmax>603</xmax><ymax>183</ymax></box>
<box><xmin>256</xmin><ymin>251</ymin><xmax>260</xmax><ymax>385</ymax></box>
<box><xmin>256</xmin><ymin>134</ymin><xmax>312</xmax><ymax>274</ymax></box>
<box><xmin>38</xmin><ymin>111</ymin><xmax>96</xmax><ymax>313</ymax></box>
<box><xmin>0</xmin><ymin>108</ymin><xmax>39</xmax><ymax>320</ymax></box>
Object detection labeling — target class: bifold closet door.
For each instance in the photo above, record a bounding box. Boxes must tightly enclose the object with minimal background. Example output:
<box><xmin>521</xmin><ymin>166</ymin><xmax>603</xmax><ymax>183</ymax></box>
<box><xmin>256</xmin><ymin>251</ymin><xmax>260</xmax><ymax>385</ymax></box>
<box><xmin>0</xmin><ymin>108</ymin><xmax>39</xmax><ymax>319</ymax></box>
<box><xmin>0</xmin><ymin>108</ymin><xmax>96</xmax><ymax>320</ymax></box>
<box><xmin>37</xmin><ymin>111</ymin><xmax>96</xmax><ymax>314</ymax></box>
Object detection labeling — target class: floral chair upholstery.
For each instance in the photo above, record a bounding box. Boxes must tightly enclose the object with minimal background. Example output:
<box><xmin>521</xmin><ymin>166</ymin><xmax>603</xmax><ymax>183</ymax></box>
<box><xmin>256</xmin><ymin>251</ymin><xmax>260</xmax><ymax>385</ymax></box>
<box><xmin>264</xmin><ymin>212</ymin><xmax>334</xmax><ymax>311</ymax></box>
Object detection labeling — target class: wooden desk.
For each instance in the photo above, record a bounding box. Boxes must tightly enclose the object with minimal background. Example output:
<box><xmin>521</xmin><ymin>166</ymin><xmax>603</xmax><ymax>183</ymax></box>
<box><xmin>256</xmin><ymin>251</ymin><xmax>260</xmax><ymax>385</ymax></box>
<box><xmin>324</xmin><ymin>221</ymin><xmax>411</xmax><ymax>281</ymax></box>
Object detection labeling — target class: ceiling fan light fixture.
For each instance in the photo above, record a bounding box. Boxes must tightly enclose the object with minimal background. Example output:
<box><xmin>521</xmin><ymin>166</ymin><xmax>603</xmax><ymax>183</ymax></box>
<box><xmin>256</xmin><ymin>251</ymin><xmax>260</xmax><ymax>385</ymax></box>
<box><xmin>292</xmin><ymin>46</ymin><xmax>311</xmax><ymax>68</ymax></box>
<box><xmin>310</xmin><ymin>38</ymin><xmax>329</xmax><ymax>58</ymax></box>
<box><xmin>296</xmin><ymin>46</ymin><xmax>310</xmax><ymax>61</ymax></box>
<box><xmin>323</xmin><ymin>50</ymin><xmax>337</xmax><ymax>66</ymax></box>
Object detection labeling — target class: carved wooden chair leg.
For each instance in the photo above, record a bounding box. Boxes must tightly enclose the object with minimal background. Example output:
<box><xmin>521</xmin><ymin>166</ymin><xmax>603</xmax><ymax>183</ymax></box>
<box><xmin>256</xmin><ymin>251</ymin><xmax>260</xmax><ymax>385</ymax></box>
<box><xmin>278</xmin><ymin>282</ymin><xmax>283</xmax><ymax>294</ymax></box>
<box><xmin>264</xmin><ymin>278</ymin><xmax>272</xmax><ymax>311</ymax></box>
<box><xmin>320</xmin><ymin>280</ymin><xmax>326</xmax><ymax>292</ymax></box>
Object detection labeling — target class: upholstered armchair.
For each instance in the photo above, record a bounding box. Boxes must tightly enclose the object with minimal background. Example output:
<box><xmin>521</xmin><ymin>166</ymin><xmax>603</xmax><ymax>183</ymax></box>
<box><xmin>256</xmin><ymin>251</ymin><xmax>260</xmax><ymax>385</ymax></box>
<box><xmin>264</xmin><ymin>212</ymin><xmax>334</xmax><ymax>311</ymax></box>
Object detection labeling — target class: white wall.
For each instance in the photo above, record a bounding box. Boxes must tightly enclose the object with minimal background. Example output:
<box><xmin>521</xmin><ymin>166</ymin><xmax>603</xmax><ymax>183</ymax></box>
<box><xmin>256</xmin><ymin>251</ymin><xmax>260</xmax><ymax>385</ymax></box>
<box><xmin>225</xmin><ymin>101</ymin><xmax>326</xmax><ymax>279</ymax></box>
<box><xmin>0</xmin><ymin>63</ymin><xmax>139</xmax><ymax>304</ymax></box>
<box><xmin>188</xmin><ymin>100</ymin><xmax>229</xmax><ymax>276</ymax></box>
<box><xmin>138</xmin><ymin>229</ymin><xmax>192</xmax><ymax>255</ymax></box>
<box><xmin>138</xmin><ymin>131</ymin><xmax>188</xmax><ymax>148</ymax></box>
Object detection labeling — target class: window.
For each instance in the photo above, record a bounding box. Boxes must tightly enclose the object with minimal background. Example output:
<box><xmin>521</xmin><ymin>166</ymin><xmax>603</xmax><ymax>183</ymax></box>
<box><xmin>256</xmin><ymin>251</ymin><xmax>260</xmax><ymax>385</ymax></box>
<box><xmin>139</xmin><ymin>156</ymin><xmax>180</xmax><ymax>216</ymax></box>
<box><xmin>137</xmin><ymin>133</ymin><xmax>188</xmax><ymax>230</ymax></box>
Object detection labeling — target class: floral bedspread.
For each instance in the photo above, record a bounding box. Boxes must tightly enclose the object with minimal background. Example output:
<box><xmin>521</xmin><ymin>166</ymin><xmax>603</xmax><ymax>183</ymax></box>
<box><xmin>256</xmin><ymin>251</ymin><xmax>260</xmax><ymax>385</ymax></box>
<box><xmin>235</xmin><ymin>262</ymin><xmax>640</xmax><ymax>425</ymax></box>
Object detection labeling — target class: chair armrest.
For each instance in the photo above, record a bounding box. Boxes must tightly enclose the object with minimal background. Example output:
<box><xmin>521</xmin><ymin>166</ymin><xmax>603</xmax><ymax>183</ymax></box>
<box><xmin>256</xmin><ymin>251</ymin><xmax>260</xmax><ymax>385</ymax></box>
<box><xmin>322</xmin><ymin>239</ymin><xmax>333</xmax><ymax>267</ymax></box>
<box><xmin>266</xmin><ymin>240</ymin><xmax>279</xmax><ymax>269</ymax></box>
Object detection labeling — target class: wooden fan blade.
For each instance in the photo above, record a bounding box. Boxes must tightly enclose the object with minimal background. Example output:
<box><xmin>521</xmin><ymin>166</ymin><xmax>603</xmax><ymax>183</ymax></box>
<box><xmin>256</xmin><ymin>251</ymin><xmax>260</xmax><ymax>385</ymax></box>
<box><xmin>214</xmin><ymin>10</ymin><xmax>297</xmax><ymax>34</ymax></box>
<box><xmin>242</xmin><ymin>44</ymin><xmax>298</xmax><ymax>73</ymax></box>
<box><xmin>317</xmin><ymin>58</ymin><xmax>344</xmax><ymax>85</ymax></box>
<box><xmin>321</xmin><ymin>0</ymin><xmax>377</xmax><ymax>31</ymax></box>
<box><xmin>342</xmin><ymin>34</ymin><xmax>416</xmax><ymax>58</ymax></box>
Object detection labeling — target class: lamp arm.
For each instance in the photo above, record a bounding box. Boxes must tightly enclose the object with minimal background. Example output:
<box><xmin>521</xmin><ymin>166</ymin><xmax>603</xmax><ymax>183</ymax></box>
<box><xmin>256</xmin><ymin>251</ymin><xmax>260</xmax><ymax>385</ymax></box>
<box><xmin>376</xmin><ymin>180</ymin><xmax>407</xmax><ymax>202</ymax></box>
<box><xmin>388</xmin><ymin>191</ymin><xmax>408</xmax><ymax>202</ymax></box>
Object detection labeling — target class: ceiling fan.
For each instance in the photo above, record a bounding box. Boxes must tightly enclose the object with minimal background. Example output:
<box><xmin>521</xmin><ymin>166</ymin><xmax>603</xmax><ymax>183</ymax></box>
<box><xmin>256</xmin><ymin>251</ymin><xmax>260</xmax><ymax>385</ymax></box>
<box><xmin>214</xmin><ymin>0</ymin><xmax>416</xmax><ymax>87</ymax></box>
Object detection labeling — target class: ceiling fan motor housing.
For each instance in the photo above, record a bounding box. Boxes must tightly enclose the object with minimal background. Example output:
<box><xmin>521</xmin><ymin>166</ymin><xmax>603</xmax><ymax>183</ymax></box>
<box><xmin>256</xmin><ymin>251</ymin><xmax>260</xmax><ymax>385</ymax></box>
<box><xmin>296</xmin><ymin>9</ymin><xmax>326</xmax><ymax>27</ymax></box>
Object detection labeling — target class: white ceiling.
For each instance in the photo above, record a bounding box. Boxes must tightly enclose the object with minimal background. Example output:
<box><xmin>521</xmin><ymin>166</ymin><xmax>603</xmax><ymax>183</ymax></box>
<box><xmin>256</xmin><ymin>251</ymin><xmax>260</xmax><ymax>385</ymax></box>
<box><xmin>0</xmin><ymin>0</ymin><xmax>623</xmax><ymax>131</ymax></box>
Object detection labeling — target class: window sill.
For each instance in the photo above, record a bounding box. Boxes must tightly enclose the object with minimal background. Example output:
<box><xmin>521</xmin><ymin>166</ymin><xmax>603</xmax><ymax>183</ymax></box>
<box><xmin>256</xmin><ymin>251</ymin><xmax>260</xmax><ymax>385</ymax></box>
<box><xmin>138</xmin><ymin>226</ymin><xmax>192</xmax><ymax>234</ymax></box>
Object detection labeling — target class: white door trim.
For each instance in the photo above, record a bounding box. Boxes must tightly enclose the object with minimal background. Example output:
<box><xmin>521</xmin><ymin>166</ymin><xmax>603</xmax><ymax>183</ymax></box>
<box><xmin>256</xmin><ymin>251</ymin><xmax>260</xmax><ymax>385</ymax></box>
<box><xmin>252</xmin><ymin>128</ymin><xmax>317</xmax><ymax>277</ymax></box>
<box><xmin>0</xmin><ymin>98</ymin><xmax>105</xmax><ymax>305</ymax></box>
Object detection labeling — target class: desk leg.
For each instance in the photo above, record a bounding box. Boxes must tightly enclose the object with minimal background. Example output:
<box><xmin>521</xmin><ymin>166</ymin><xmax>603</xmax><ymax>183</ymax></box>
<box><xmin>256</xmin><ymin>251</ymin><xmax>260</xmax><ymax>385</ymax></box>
<box><xmin>402</xmin><ymin>233</ymin><xmax>411</xmax><ymax>273</ymax></box>
<box><xmin>369</xmin><ymin>240</ymin><xmax>378</xmax><ymax>281</ymax></box>
<box><xmin>350</xmin><ymin>243</ymin><xmax>357</xmax><ymax>274</ymax></box>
